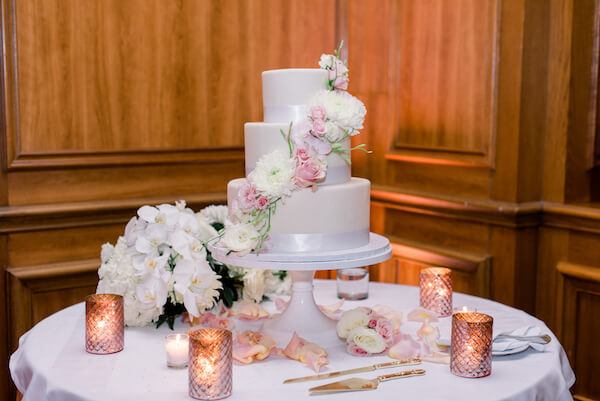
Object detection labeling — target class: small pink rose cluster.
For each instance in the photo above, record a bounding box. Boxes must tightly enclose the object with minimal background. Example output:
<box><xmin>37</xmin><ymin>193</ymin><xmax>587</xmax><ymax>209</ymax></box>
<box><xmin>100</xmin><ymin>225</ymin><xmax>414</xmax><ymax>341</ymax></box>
<box><xmin>236</xmin><ymin>181</ymin><xmax>270</xmax><ymax>213</ymax></box>
<box><xmin>290</xmin><ymin>105</ymin><xmax>332</xmax><ymax>188</ymax></box>
<box><xmin>319</xmin><ymin>53</ymin><xmax>349</xmax><ymax>91</ymax></box>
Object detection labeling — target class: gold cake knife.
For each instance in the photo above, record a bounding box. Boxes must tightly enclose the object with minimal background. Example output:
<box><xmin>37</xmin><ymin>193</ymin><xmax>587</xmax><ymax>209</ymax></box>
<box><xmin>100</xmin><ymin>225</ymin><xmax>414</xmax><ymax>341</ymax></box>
<box><xmin>283</xmin><ymin>358</ymin><xmax>421</xmax><ymax>384</ymax></box>
<box><xmin>309</xmin><ymin>369</ymin><xmax>426</xmax><ymax>394</ymax></box>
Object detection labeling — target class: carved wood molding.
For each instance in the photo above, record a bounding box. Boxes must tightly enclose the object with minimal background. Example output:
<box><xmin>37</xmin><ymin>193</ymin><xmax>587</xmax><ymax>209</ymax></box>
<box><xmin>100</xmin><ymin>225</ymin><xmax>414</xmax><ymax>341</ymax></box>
<box><xmin>543</xmin><ymin>203</ymin><xmax>600</xmax><ymax>235</ymax></box>
<box><xmin>6</xmin><ymin>258</ymin><xmax>98</xmax><ymax>281</ymax></box>
<box><xmin>389</xmin><ymin>236</ymin><xmax>491</xmax><ymax>298</ymax></box>
<box><xmin>371</xmin><ymin>185</ymin><xmax>541</xmax><ymax>228</ymax></box>
<box><xmin>0</xmin><ymin>192</ymin><xmax>227</xmax><ymax>233</ymax></box>
<box><xmin>556</xmin><ymin>261</ymin><xmax>600</xmax><ymax>283</ymax></box>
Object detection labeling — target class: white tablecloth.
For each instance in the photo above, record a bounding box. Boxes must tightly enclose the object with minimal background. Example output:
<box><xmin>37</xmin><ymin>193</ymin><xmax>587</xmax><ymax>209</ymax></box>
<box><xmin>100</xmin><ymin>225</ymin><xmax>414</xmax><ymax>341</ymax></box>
<box><xmin>10</xmin><ymin>281</ymin><xmax>575</xmax><ymax>401</ymax></box>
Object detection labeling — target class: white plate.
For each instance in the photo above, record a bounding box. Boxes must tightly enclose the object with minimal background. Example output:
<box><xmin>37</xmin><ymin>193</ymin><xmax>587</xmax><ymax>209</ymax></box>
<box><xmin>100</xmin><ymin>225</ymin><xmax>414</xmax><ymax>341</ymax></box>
<box><xmin>493</xmin><ymin>344</ymin><xmax>530</xmax><ymax>356</ymax></box>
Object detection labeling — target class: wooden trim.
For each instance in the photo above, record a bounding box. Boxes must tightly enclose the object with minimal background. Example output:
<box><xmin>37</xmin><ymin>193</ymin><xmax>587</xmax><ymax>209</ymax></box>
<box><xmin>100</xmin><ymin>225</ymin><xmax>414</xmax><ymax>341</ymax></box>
<box><xmin>389</xmin><ymin>236</ymin><xmax>491</xmax><ymax>298</ymax></box>
<box><xmin>6</xmin><ymin>258</ymin><xmax>98</xmax><ymax>280</ymax></box>
<box><xmin>557</xmin><ymin>261</ymin><xmax>600</xmax><ymax>283</ymax></box>
<box><xmin>385</xmin><ymin>151</ymin><xmax>490</xmax><ymax>168</ymax></box>
<box><xmin>370</xmin><ymin>185</ymin><xmax>542</xmax><ymax>228</ymax></box>
<box><xmin>0</xmin><ymin>192</ymin><xmax>227</xmax><ymax>233</ymax></box>
<box><xmin>543</xmin><ymin>202</ymin><xmax>600</xmax><ymax>234</ymax></box>
<box><xmin>8</xmin><ymin>148</ymin><xmax>244</xmax><ymax>170</ymax></box>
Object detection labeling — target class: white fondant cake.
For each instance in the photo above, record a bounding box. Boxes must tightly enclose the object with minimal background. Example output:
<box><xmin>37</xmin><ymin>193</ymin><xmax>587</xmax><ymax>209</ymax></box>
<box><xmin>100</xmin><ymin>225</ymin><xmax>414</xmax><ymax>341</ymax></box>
<box><xmin>227</xmin><ymin>67</ymin><xmax>370</xmax><ymax>253</ymax></box>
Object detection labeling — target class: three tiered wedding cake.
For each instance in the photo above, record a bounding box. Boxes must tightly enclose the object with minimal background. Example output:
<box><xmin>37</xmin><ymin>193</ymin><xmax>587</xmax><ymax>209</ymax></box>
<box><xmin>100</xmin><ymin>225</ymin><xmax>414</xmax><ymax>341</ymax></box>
<box><xmin>222</xmin><ymin>47</ymin><xmax>370</xmax><ymax>255</ymax></box>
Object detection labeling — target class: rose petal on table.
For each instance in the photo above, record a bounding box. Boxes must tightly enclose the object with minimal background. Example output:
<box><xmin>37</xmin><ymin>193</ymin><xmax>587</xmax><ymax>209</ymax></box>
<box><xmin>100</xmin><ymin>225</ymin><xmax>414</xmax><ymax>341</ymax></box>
<box><xmin>407</xmin><ymin>307</ymin><xmax>439</xmax><ymax>323</ymax></box>
<box><xmin>318</xmin><ymin>299</ymin><xmax>344</xmax><ymax>314</ymax></box>
<box><xmin>232</xmin><ymin>331</ymin><xmax>279</xmax><ymax>364</ymax></box>
<box><xmin>187</xmin><ymin>311</ymin><xmax>234</xmax><ymax>330</ymax></box>
<box><xmin>388</xmin><ymin>333</ymin><xmax>430</xmax><ymax>360</ymax></box>
<box><xmin>283</xmin><ymin>332</ymin><xmax>329</xmax><ymax>372</ymax></box>
<box><xmin>371</xmin><ymin>305</ymin><xmax>403</xmax><ymax>332</ymax></box>
<box><xmin>421</xmin><ymin>351</ymin><xmax>450</xmax><ymax>365</ymax></box>
<box><xmin>231</xmin><ymin>299</ymin><xmax>270</xmax><ymax>320</ymax></box>
<box><xmin>275</xmin><ymin>298</ymin><xmax>290</xmax><ymax>312</ymax></box>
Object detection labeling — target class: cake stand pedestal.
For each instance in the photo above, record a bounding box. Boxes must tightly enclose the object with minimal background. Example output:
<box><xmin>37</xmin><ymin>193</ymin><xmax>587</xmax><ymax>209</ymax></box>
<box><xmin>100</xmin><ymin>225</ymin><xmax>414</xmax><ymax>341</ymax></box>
<box><xmin>209</xmin><ymin>233</ymin><xmax>392</xmax><ymax>346</ymax></box>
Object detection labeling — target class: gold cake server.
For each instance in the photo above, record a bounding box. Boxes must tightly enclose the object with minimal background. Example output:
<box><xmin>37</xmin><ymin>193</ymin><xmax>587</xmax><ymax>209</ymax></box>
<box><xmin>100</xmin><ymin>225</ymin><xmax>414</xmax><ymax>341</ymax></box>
<box><xmin>283</xmin><ymin>358</ymin><xmax>421</xmax><ymax>384</ymax></box>
<box><xmin>309</xmin><ymin>369</ymin><xmax>426</xmax><ymax>394</ymax></box>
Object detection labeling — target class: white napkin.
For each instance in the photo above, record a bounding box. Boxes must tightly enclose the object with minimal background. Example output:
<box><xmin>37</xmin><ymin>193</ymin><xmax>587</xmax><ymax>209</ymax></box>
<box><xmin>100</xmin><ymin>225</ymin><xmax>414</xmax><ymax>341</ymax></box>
<box><xmin>493</xmin><ymin>325</ymin><xmax>546</xmax><ymax>353</ymax></box>
<box><xmin>437</xmin><ymin>325</ymin><xmax>547</xmax><ymax>354</ymax></box>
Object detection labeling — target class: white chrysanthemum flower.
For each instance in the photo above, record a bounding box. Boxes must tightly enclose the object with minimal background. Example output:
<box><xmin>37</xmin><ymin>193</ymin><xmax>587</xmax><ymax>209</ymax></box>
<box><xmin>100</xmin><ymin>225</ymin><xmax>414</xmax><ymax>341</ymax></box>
<box><xmin>336</xmin><ymin>307</ymin><xmax>371</xmax><ymax>339</ymax></box>
<box><xmin>310</xmin><ymin>90</ymin><xmax>366</xmax><ymax>136</ymax></box>
<box><xmin>248</xmin><ymin>150</ymin><xmax>296</xmax><ymax>198</ymax></box>
<box><xmin>221</xmin><ymin>223</ymin><xmax>259</xmax><ymax>255</ymax></box>
<box><xmin>200</xmin><ymin>205</ymin><xmax>229</xmax><ymax>225</ymax></box>
<box><xmin>318</xmin><ymin>53</ymin><xmax>335</xmax><ymax>69</ymax></box>
<box><xmin>346</xmin><ymin>326</ymin><xmax>387</xmax><ymax>354</ymax></box>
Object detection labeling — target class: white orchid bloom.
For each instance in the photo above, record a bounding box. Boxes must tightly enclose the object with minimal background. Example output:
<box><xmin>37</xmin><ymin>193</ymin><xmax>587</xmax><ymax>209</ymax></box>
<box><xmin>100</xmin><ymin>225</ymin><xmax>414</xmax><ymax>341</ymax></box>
<box><xmin>132</xmin><ymin>253</ymin><xmax>169</xmax><ymax>278</ymax></box>
<box><xmin>135</xmin><ymin>274</ymin><xmax>168</xmax><ymax>312</ymax></box>
<box><xmin>176</xmin><ymin>212</ymin><xmax>200</xmax><ymax>236</ymax></box>
<box><xmin>124</xmin><ymin>217</ymin><xmax>147</xmax><ymax>247</ymax></box>
<box><xmin>138</xmin><ymin>204</ymin><xmax>180</xmax><ymax>228</ymax></box>
<box><xmin>135</xmin><ymin>223</ymin><xmax>168</xmax><ymax>254</ymax></box>
<box><xmin>172</xmin><ymin>259</ymin><xmax>221</xmax><ymax>317</ymax></box>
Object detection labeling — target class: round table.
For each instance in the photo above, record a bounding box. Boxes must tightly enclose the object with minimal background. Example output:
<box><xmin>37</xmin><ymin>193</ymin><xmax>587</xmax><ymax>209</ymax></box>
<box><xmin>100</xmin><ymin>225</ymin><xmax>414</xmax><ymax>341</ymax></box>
<box><xmin>10</xmin><ymin>281</ymin><xmax>575</xmax><ymax>401</ymax></box>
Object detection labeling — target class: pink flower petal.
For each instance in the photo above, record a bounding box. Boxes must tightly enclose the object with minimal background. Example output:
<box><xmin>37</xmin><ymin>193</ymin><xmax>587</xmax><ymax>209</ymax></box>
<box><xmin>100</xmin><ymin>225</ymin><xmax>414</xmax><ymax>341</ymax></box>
<box><xmin>407</xmin><ymin>307</ymin><xmax>439</xmax><ymax>323</ymax></box>
<box><xmin>283</xmin><ymin>332</ymin><xmax>329</xmax><ymax>372</ymax></box>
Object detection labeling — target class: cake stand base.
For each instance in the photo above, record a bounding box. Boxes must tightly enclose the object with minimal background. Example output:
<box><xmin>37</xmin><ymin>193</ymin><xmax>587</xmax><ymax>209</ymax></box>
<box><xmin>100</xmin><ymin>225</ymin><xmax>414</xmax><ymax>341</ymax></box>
<box><xmin>209</xmin><ymin>233</ymin><xmax>392</xmax><ymax>346</ymax></box>
<box><xmin>262</xmin><ymin>270</ymin><xmax>338</xmax><ymax>347</ymax></box>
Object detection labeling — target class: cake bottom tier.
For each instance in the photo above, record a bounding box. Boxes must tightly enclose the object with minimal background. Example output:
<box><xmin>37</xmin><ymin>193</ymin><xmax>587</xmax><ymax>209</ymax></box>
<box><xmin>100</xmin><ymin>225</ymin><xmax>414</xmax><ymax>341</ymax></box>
<box><xmin>227</xmin><ymin>177</ymin><xmax>370</xmax><ymax>253</ymax></box>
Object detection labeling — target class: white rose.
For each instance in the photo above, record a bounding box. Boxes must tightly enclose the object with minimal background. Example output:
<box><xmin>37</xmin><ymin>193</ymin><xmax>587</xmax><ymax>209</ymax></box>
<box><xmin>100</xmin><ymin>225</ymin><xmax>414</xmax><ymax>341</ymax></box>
<box><xmin>318</xmin><ymin>53</ymin><xmax>335</xmax><ymax>70</ymax></box>
<box><xmin>264</xmin><ymin>270</ymin><xmax>292</xmax><ymax>296</ymax></box>
<box><xmin>336</xmin><ymin>307</ymin><xmax>371</xmax><ymax>339</ymax></box>
<box><xmin>325</xmin><ymin>121</ymin><xmax>346</xmax><ymax>142</ymax></box>
<box><xmin>346</xmin><ymin>327</ymin><xmax>387</xmax><ymax>354</ymax></box>
<box><xmin>221</xmin><ymin>223</ymin><xmax>259</xmax><ymax>255</ymax></box>
<box><xmin>242</xmin><ymin>268</ymin><xmax>265</xmax><ymax>303</ymax></box>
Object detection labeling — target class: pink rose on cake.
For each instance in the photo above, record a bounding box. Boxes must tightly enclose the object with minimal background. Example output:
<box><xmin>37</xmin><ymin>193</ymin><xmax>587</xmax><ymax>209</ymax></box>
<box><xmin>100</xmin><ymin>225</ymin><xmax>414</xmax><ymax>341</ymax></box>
<box><xmin>309</xmin><ymin>106</ymin><xmax>327</xmax><ymax>121</ymax></box>
<box><xmin>294</xmin><ymin>157</ymin><xmax>327</xmax><ymax>187</ymax></box>
<box><xmin>237</xmin><ymin>181</ymin><xmax>258</xmax><ymax>212</ymax></box>
<box><xmin>311</xmin><ymin>119</ymin><xmax>327</xmax><ymax>137</ymax></box>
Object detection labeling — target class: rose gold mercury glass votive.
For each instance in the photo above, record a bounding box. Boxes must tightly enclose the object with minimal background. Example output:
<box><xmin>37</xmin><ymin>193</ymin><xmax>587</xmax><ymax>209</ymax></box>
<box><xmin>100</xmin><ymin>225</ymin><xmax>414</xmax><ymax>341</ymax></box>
<box><xmin>85</xmin><ymin>294</ymin><xmax>124</xmax><ymax>354</ymax></box>
<box><xmin>189</xmin><ymin>328</ymin><xmax>232</xmax><ymax>400</ymax></box>
<box><xmin>420</xmin><ymin>267</ymin><xmax>453</xmax><ymax>317</ymax></box>
<box><xmin>450</xmin><ymin>312</ymin><xmax>493</xmax><ymax>378</ymax></box>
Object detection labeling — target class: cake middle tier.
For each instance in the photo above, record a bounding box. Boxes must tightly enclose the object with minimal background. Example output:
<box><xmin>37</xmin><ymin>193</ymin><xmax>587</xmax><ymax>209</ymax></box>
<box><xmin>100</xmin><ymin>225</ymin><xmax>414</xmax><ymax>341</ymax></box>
<box><xmin>245</xmin><ymin>122</ymin><xmax>351</xmax><ymax>186</ymax></box>
<box><xmin>227</xmin><ymin>177</ymin><xmax>370</xmax><ymax>253</ymax></box>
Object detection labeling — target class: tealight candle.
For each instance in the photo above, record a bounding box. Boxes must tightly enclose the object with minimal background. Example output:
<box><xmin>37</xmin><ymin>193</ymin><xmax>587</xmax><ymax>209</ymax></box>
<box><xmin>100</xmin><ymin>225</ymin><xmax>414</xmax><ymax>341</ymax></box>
<box><xmin>166</xmin><ymin>333</ymin><xmax>189</xmax><ymax>368</ymax></box>
<box><xmin>450</xmin><ymin>312</ymin><xmax>493</xmax><ymax>378</ymax></box>
<box><xmin>454</xmin><ymin>305</ymin><xmax>478</xmax><ymax>313</ymax></box>
<box><xmin>189</xmin><ymin>328</ymin><xmax>232</xmax><ymax>400</ymax></box>
<box><xmin>85</xmin><ymin>294</ymin><xmax>124</xmax><ymax>354</ymax></box>
<box><xmin>419</xmin><ymin>267</ymin><xmax>453</xmax><ymax>317</ymax></box>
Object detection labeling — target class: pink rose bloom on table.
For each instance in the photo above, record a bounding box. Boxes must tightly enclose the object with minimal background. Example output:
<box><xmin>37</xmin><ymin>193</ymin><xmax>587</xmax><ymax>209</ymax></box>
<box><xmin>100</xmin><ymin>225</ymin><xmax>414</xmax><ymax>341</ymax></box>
<box><xmin>294</xmin><ymin>158</ymin><xmax>327</xmax><ymax>187</ymax></box>
<box><xmin>336</xmin><ymin>307</ymin><xmax>394</xmax><ymax>356</ymax></box>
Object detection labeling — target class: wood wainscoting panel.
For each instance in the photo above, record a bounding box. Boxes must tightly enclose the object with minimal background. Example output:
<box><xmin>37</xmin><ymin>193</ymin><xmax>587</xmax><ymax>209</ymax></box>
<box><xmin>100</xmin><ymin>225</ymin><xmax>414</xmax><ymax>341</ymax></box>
<box><xmin>391</xmin><ymin>0</ymin><xmax>498</xmax><ymax>165</ymax></box>
<box><xmin>6</xmin><ymin>0</ymin><xmax>336</xmax><ymax>166</ymax></box>
<box><xmin>557</xmin><ymin>261</ymin><xmax>600</xmax><ymax>400</ymax></box>
<box><xmin>369</xmin><ymin>237</ymin><xmax>491</xmax><ymax>297</ymax></box>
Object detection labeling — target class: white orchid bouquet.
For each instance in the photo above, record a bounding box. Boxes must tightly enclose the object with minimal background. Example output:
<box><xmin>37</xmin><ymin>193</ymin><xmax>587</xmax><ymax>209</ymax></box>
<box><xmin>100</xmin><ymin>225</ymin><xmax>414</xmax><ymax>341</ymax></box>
<box><xmin>96</xmin><ymin>202</ymin><xmax>290</xmax><ymax>329</ymax></box>
<box><xmin>223</xmin><ymin>42</ymin><xmax>369</xmax><ymax>255</ymax></box>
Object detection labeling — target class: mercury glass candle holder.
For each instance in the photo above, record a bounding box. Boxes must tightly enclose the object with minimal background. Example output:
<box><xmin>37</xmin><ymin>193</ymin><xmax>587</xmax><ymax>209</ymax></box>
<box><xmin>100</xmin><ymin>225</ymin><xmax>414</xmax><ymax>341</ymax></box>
<box><xmin>85</xmin><ymin>294</ymin><xmax>124</xmax><ymax>354</ymax></box>
<box><xmin>419</xmin><ymin>267</ymin><xmax>453</xmax><ymax>317</ymax></box>
<box><xmin>450</xmin><ymin>312</ymin><xmax>493</xmax><ymax>378</ymax></box>
<box><xmin>189</xmin><ymin>328</ymin><xmax>232</xmax><ymax>400</ymax></box>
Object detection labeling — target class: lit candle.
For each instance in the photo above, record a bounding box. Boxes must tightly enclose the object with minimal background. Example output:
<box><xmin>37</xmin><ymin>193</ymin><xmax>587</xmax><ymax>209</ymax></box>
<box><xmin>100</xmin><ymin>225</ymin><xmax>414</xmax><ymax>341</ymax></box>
<box><xmin>419</xmin><ymin>267</ymin><xmax>453</xmax><ymax>317</ymax></box>
<box><xmin>166</xmin><ymin>333</ymin><xmax>189</xmax><ymax>368</ymax></box>
<box><xmin>189</xmin><ymin>328</ymin><xmax>232</xmax><ymax>400</ymax></box>
<box><xmin>450</xmin><ymin>312</ymin><xmax>493</xmax><ymax>378</ymax></box>
<box><xmin>85</xmin><ymin>294</ymin><xmax>124</xmax><ymax>354</ymax></box>
<box><xmin>453</xmin><ymin>305</ymin><xmax>478</xmax><ymax>313</ymax></box>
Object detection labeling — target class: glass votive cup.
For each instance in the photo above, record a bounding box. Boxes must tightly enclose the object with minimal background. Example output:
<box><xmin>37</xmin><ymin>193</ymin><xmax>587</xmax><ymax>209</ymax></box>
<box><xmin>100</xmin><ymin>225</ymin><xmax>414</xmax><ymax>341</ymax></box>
<box><xmin>189</xmin><ymin>328</ymin><xmax>232</xmax><ymax>400</ymax></box>
<box><xmin>337</xmin><ymin>268</ymin><xmax>369</xmax><ymax>300</ymax></box>
<box><xmin>166</xmin><ymin>333</ymin><xmax>189</xmax><ymax>369</ymax></box>
<box><xmin>85</xmin><ymin>294</ymin><xmax>124</xmax><ymax>354</ymax></box>
<box><xmin>450</xmin><ymin>312</ymin><xmax>493</xmax><ymax>378</ymax></box>
<box><xmin>420</xmin><ymin>267</ymin><xmax>453</xmax><ymax>317</ymax></box>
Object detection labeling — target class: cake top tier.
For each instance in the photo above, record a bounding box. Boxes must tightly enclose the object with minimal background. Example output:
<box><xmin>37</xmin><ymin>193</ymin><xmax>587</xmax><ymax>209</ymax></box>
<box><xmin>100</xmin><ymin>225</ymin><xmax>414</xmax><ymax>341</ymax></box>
<box><xmin>262</xmin><ymin>69</ymin><xmax>328</xmax><ymax>123</ymax></box>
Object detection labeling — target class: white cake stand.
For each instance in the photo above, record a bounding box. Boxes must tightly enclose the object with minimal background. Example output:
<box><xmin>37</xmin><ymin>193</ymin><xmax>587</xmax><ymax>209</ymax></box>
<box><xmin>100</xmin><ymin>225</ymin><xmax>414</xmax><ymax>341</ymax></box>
<box><xmin>209</xmin><ymin>233</ymin><xmax>392</xmax><ymax>346</ymax></box>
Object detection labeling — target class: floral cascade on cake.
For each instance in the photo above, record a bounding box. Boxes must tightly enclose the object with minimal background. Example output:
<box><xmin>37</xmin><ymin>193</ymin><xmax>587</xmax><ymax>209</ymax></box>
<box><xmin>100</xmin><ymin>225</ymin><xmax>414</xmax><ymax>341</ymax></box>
<box><xmin>220</xmin><ymin>42</ymin><xmax>371</xmax><ymax>255</ymax></box>
<box><xmin>96</xmin><ymin>202</ymin><xmax>290</xmax><ymax>328</ymax></box>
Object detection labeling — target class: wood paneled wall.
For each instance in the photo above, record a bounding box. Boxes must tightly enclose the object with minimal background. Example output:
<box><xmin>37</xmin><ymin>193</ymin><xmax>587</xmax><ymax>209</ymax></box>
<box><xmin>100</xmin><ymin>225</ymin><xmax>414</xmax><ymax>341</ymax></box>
<box><xmin>2</xmin><ymin>0</ymin><xmax>600</xmax><ymax>400</ymax></box>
